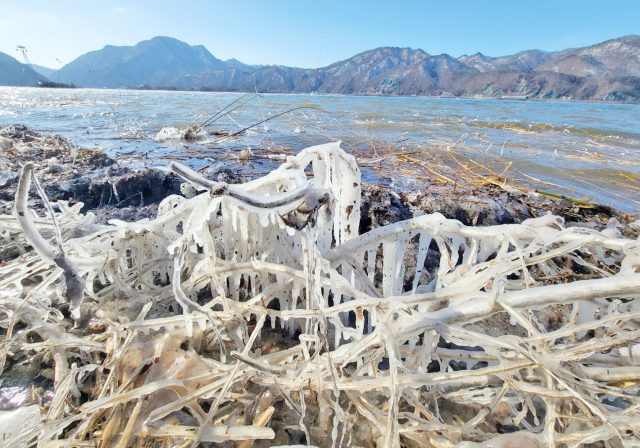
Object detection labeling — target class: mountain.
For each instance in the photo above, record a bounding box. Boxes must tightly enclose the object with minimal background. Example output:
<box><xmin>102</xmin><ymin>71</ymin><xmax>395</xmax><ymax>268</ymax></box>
<box><xmin>0</xmin><ymin>51</ymin><xmax>50</xmax><ymax>86</ymax></box>
<box><xmin>223</xmin><ymin>58</ymin><xmax>260</xmax><ymax>71</ymax></box>
<box><xmin>534</xmin><ymin>35</ymin><xmax>640</xmax><ymax>78</ymax></box>
<box><xmin>162</xmin><ymin>35</ymin><xmax>640</xmax><ymax>101</ymax></box>
<box><xmin>5</xmin><ymin>35</ymin><xmax>640</xmax><ymax>101</ymax></box>
<box><xmin>31</xmin><ymin>64</ymin><xmax>58</xmax><ymax>78</ymax></box>
<box><xmin>457</xmin><ymin>49</ymin><xmax>567</xmax><ymax>73</ymax></box>
<box><xmin>0</xmin><ymin>52</ymin><xmax>19</xmax><ymax>65</ymax></box>
<box><xmin>52</xmin><ymin>36</ymin><xmax>229</xmax><ymax>88</ymax></box>
<box><xmin>165</xmin><ymin>47</ymin><xmax>477</xmax><ymax>95</ymax></box>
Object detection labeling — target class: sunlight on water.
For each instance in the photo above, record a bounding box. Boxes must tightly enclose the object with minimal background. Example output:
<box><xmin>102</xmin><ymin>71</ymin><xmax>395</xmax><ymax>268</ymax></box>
<box><xmin>1</xmin><ymin>86</ymin><xmax>640</xmax><ymax>211</ymax></box>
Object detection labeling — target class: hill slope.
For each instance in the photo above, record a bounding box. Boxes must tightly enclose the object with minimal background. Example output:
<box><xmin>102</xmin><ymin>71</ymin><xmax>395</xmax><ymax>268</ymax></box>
<box><xmin>32</xmin><ymin>64</ymin><xmax>58</xmax><ymax>78</ymax></box>
<box><xmin>164</xmin><ymin>35</ymin><xmax>640</xmax><ymax>101</ymax></box>
<box><xmin>0</xmin><ymin>51</ymin><xmax>51</xmax><ymax>86</ymax></box>
<box><xmin>54</xmin><ymin>36</ymin><xmax>229</xmax><ymax>88</ymax></box>
<box><xmin>166</xmin><ymin>47</ymin><xmax>476</xmax><ymax>95</ymax></box>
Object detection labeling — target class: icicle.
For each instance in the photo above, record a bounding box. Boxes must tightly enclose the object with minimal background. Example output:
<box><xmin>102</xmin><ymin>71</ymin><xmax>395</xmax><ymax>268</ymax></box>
<box><xmin>412</xmin><ymin>232</ymin><xmax>431</xmax><ymax>292</ymax></box>
<box><xmin>367</xmin><ymin>246</ymin><xmax>377</xmax><ymax>284</ymax></box>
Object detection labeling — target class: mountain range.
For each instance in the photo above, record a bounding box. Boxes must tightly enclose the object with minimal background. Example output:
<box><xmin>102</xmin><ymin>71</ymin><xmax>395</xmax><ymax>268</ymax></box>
<box><xmin>2</xmin><ymin>35</ymin><xmax>640</xmax><ymax>102</ymax></box>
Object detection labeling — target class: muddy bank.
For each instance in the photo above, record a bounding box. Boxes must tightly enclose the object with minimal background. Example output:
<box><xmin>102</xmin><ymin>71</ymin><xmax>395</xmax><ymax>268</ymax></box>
<box><xmin>0</xmin><ymin>125</ymin><xmax>239</xmax><ymax>223</ymax></box>
<box><xmin>2</xmin><ymin>124</ymin><xmax>637</xmax><ymax>237</ymax></box>
<box><xmin>361</xmin><ymin>180</ymin><xmax>638</xmax><ymax>238</ymax></box>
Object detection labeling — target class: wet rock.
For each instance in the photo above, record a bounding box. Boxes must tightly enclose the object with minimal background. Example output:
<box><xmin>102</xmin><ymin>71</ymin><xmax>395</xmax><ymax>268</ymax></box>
<box><xmin>201</xmin><ymin>163</ymin><xmax>243</xmax><ymax>184</ymax></box>
<box><xmin>0</xmin><ymin>136</ymin><xmax>12</xmax><ymax>151</ymax></box>
<box><xmin>360</xmin><ymin>186</ymin><xmax>412</xmax><ymax>233</ymax></box>
<box><xmin>47</xmin><ymin>168</ymin><xmax>180</xmax><ymax>211</ymax></box>
<box><xmin>180</xmin><ymin>182</ymin><xmax>197</xmax><ymax>199</ymax></box>
<box><xmin>410</xmin><ymin>191</ymin><xmax>519</xmax><ymax>226</ymax></box>
<box><xmin>76</xmin><ymin>148</ymin><xmax>116</xmax><ymax>168</ymax></box>
<box><xmin>0</xmin><ymin>124</ymin><xmax>38</xmax><ymax>142</ymax></box>
<box><xmin>0</xmin><ymin>170</ymin><xmax>18</xmax><ymax>188</ymax></box>
<box><xmin>91</xmin><ymin>204</ymin><xmax>161</xmax><ymax>224</ymax></box>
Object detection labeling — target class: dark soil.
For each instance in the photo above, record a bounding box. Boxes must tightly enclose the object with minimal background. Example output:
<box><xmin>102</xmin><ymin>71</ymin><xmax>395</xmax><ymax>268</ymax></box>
<box><xmin>0</xmin><ymin>125</ymin><xmax>181</xmax><ymax>223</ymax></box>
<box><xmin>360</xmin><ymin>182</ymin><xmax>638</xmax><ymax>238</ymax></box>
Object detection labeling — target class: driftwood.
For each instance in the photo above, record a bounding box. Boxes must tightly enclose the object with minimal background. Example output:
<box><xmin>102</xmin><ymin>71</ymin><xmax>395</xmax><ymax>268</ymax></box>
<box><xmin>1</xmin><ymin>141</ymin><xmax>640</xmax><ymax>447</ymax></box>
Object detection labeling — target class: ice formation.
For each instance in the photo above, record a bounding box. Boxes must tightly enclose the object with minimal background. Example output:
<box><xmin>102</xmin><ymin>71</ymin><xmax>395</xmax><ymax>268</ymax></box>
<box><xmin>154</xmin><ymin>125</ymin><xmax>207</xmax><ymax>142</ymax></box>
<box><xmin>1</xmin><ymin>141</ymin><xmax>640</xmax><ymax>447</ymax></box>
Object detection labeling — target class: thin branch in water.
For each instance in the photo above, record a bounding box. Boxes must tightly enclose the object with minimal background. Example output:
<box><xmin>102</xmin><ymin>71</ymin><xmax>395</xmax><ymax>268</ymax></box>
<box><xmin>214</xmin><ymin>106</ymin><xmax>324</xmax><ymax>142</ymax></box>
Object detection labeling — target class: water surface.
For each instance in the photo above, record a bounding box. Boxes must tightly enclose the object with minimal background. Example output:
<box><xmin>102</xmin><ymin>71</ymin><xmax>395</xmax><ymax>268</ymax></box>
<box><xmin>2</xmin><ymin>87</ymin><xmax>639</xmax><ymax>211</ymax></box>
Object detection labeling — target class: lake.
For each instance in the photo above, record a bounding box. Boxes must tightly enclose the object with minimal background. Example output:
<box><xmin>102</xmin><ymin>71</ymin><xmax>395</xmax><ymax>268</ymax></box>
<box><xmin>2</xmin><ymin>87</ymin><xmax>640</xmax><ymax>212</ymax></box>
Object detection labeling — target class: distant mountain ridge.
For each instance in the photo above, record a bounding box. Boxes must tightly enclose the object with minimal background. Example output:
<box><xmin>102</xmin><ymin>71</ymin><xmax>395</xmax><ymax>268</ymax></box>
<box><xmin>51</xmin><ymin>36</ymin><xmax>232</xmax><ymax>88</ymax></box>
<box><xmin>3</xmin><ymin>35</ymin><xmax>640</xmax><ymax>101</ymax></box>
<box><xmin>163</xmin><ymin>35</ymin><xmax>640</xmax><ymax>102</ymax></box>
<box><xmin>457</xmin><ymin>49</ymin><xmax>569</xmax><ymax>73</ymax></box>
<box><xmin>31</xmin><ymin>64</ymin><xmax>58</xmax><ymax>78</ymax></box>
<box><xmin>0</xmin><ymin>51</ymin><xmax>50</xmax><ymax>86</ymax></box>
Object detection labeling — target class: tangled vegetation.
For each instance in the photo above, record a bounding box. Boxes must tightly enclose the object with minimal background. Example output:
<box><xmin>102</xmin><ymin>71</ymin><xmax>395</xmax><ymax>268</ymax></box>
<box><xmin>1</xmin><ymin>142</ymin><xmax>640</xmax><ymax>447</ymax></box>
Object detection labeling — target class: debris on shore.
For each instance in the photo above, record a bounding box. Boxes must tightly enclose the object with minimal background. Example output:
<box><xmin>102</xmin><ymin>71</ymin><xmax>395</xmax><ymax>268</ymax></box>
<box><xmin>0</xmin><ymin>125</ymin><xmax>181</xmax><ymax>223</ymax></box>
<box><xmin>1</xmin><ymin>126</ymin><xmax>640</xmax><ymax>447</ymax></box>
<box><xmin>154</xmin><ymin>125</ymin><xmax>208</xmax><ymax>142</ymax></box>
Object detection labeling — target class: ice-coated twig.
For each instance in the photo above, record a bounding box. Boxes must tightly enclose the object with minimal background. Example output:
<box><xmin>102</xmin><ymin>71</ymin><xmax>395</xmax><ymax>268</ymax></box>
<box><xmin>169</xmin><ymin>161</ymin><xmax>229</xmax><ymax>194</ymax></box>
<box><xmin>14</xmin><ymin>163</ymin><xmax>57</xmax><ymax>262</ymax></box>
<box><xmin>14</xmin><ymin>163</ymin><xmax>87</xmax><ymax>314</ymax></box>
<box><xmin>170</xmin><ymin>160</ymin><xmax>330</xmax><ymax>210</ymax></box>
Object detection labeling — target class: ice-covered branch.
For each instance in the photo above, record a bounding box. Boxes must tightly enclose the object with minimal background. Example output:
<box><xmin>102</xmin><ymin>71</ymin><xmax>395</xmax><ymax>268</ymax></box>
<box><xmin>14</xmin><ymin>163</ymin><xmax>86</xmax><ymax>314</ymax></box>
<box><xmin>14</xmin><ymin>163</ymin><xmax>57</xmax><ymax>262</ymax></box>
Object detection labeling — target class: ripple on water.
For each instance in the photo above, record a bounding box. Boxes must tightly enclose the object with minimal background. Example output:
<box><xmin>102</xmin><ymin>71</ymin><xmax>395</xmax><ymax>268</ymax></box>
<box><xmin>1</xmin><ymin>87</ymin><xmax>639</xmax><ymax>211</ymax></box>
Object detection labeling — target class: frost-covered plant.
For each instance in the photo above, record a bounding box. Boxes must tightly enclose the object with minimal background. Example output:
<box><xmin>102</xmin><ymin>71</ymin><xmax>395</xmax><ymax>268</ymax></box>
<box><xmin>1</xmin><ymin>142</ymin><xmax>640</xmax><ymax>448</ymax></box>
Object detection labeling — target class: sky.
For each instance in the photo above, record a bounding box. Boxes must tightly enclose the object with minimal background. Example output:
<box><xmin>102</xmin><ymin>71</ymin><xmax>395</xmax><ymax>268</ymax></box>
<box><xmin>1</xmin><ymin>0</ymin><xmax>639</xmax><ymax>69</ymax></box>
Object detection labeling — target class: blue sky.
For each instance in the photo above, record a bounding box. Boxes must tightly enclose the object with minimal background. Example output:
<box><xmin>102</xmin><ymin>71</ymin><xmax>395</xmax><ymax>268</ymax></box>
<box><xmin>1</xmin><ymin>0</ymin><xmax>639</xmax><ymax>69</ymax></box>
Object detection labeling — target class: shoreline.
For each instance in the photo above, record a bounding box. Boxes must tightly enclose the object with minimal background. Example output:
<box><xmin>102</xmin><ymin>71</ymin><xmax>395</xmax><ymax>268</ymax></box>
<box><xmin>124</xmin><ymin>87</ymin><xmax>640</xmax><ymax>105</ymax></box>
<box><xmin>1</xmin><ymin>123</ymin><xmax>637</xmax><ymax>240</ymax></box>
<box><xmin>4</xmin><ymin>84</ymin><xmax>640</xmax><ymax>106</ymax></box>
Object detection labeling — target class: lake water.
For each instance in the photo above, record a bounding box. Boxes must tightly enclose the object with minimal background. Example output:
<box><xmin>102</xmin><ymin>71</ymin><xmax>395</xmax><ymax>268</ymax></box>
<box><xmin>2</xmin><ymin>87</ymin><xmax>640</xmax><ymax>212</ymax></box>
